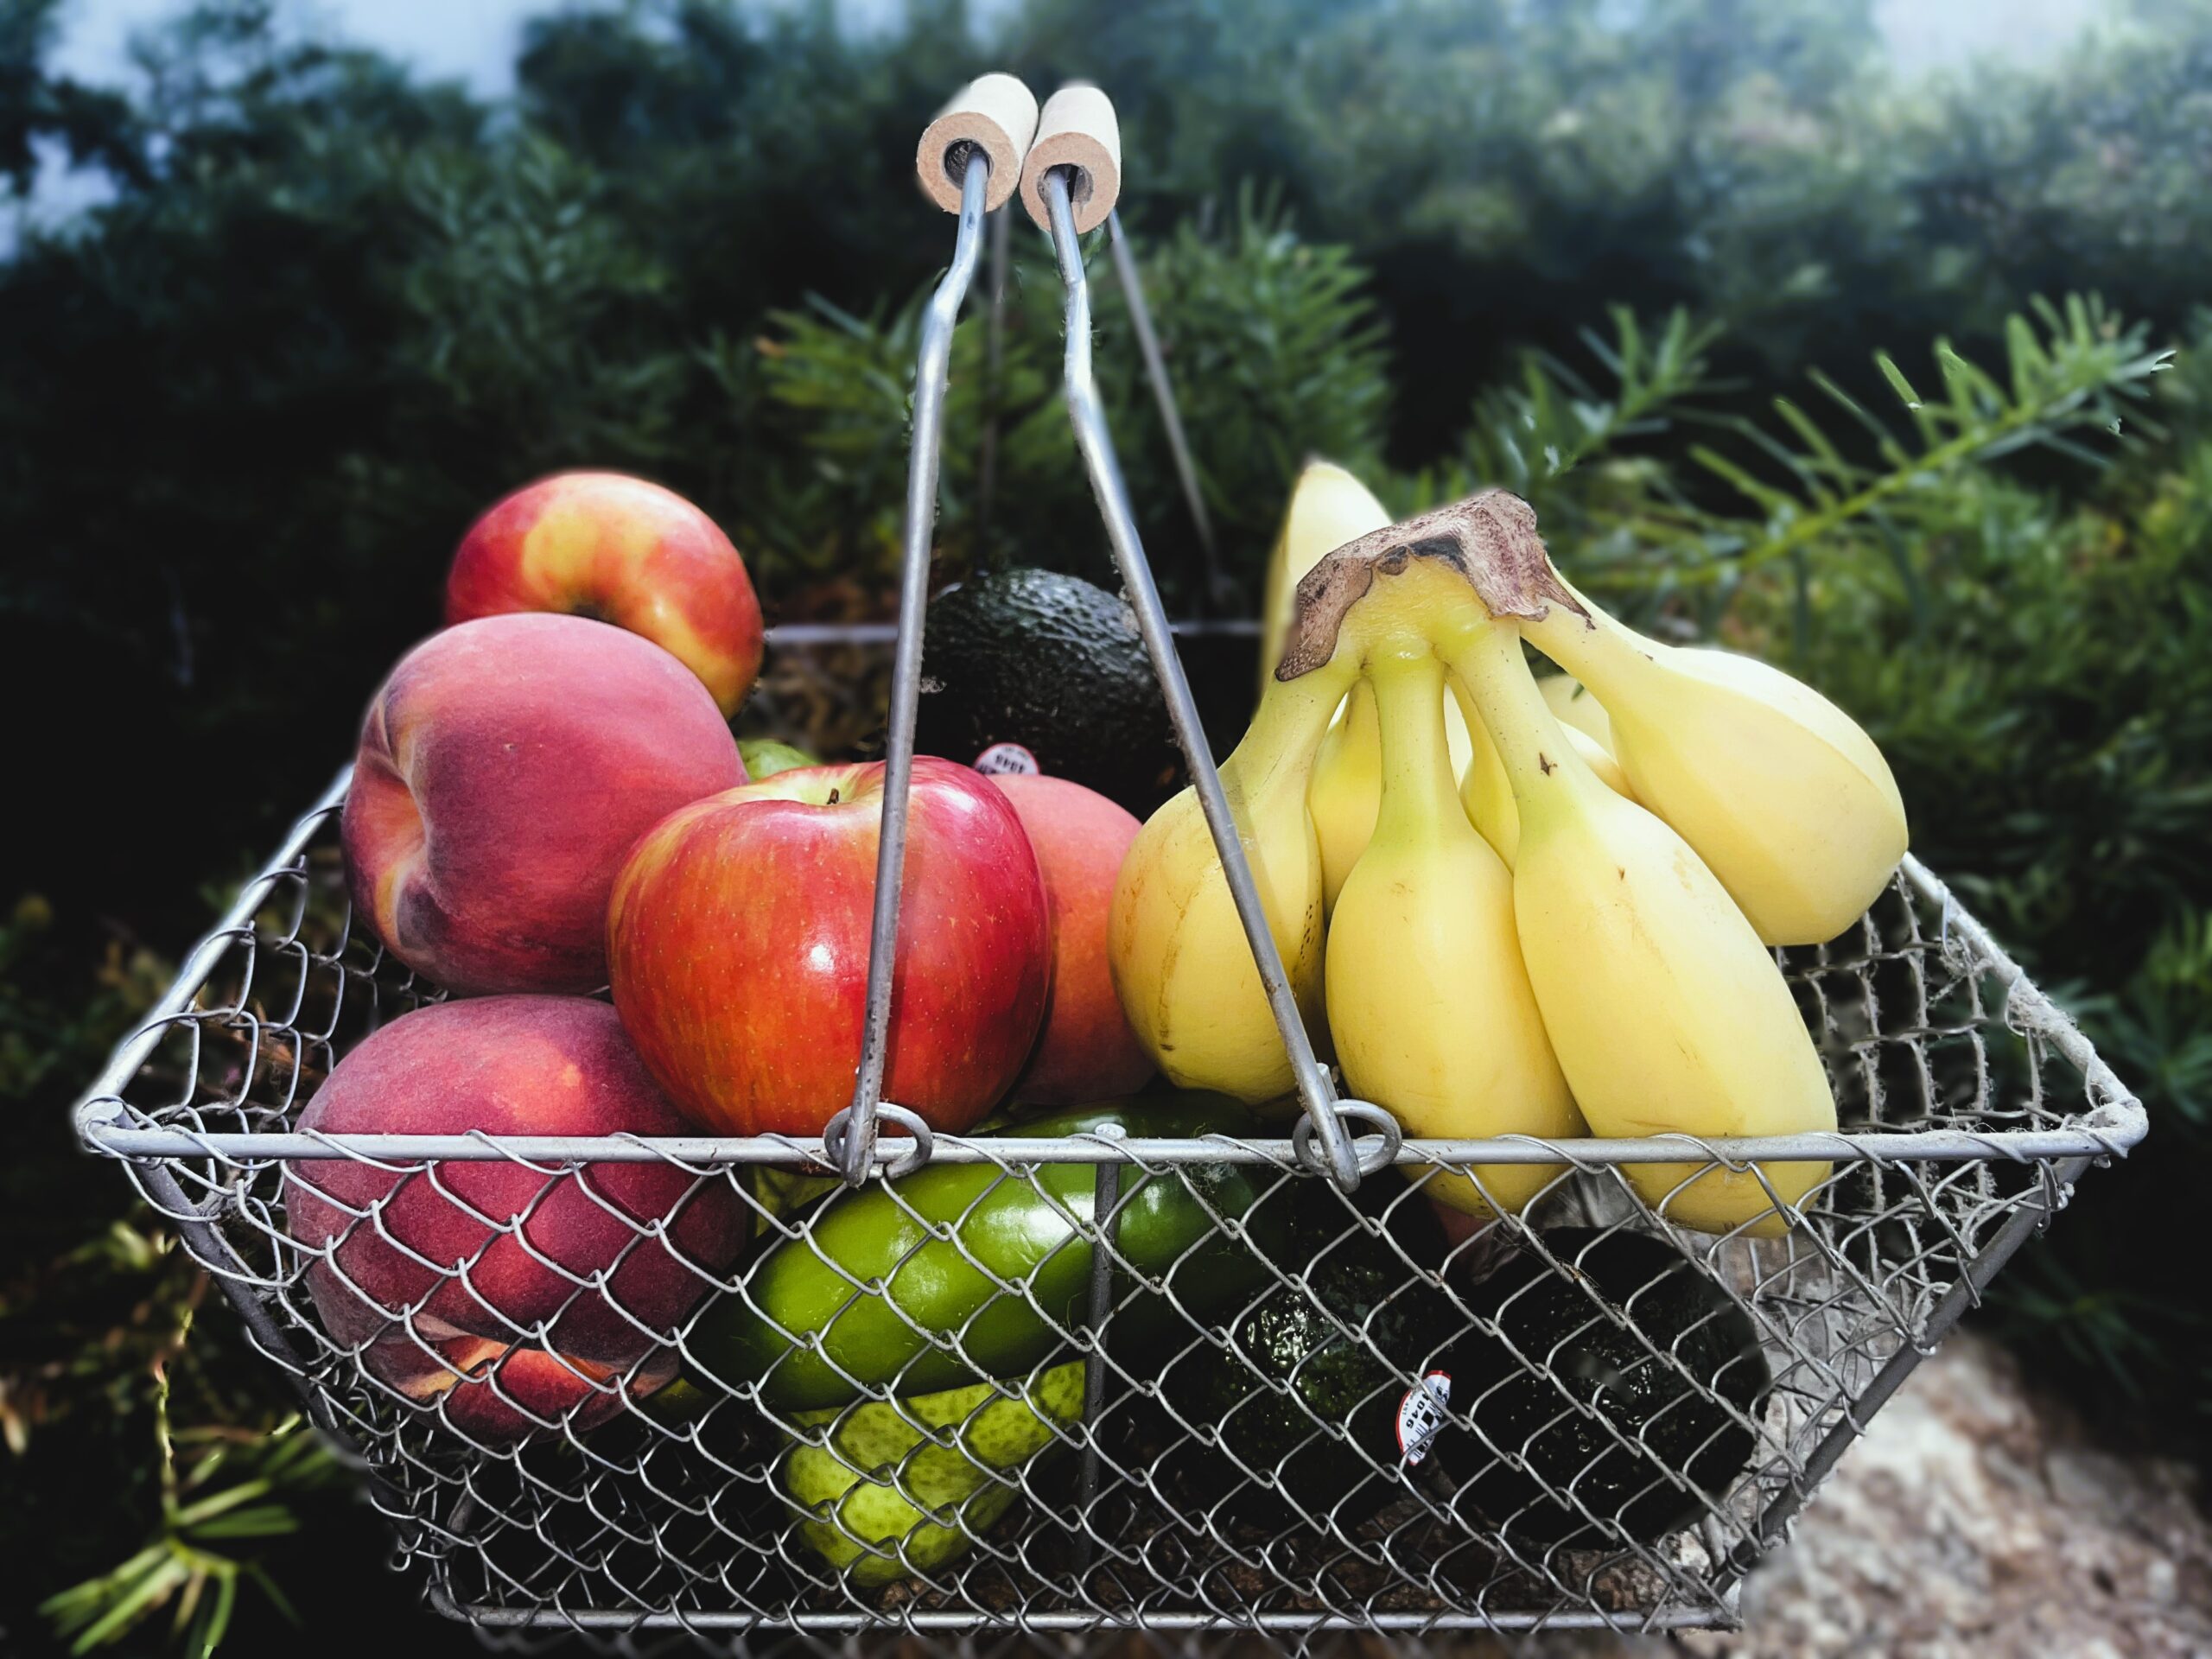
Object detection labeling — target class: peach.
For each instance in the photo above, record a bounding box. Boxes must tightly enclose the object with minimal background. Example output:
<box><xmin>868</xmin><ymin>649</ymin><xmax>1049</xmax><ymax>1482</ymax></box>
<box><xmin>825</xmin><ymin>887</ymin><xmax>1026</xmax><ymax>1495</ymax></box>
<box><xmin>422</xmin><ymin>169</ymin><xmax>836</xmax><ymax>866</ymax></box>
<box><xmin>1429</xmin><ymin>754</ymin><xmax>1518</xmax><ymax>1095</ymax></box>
<box><xmin>988</xmin><ymin>774</ymin><xmax>1156</xmax><ymax>1105</ymax></box>
<box><xmin>446</xmin><ymin>473</ymin><xmax>765</xmax><ymax>716</ymax></box>
<box><xmin>311</xmin><ymin>1274</ymin><xmax>674</xmax><ymax>1446</ymax></box>
<box><xmin>343</xmin><ymin>613</ymin><xmax>744</xmax><ymax>995</ymax></box>
<box><xmin>429</xmin><ymin>1344</ymin><xmax>677</xmax><ymax>1445</ymax></box>
<box><xmin>284</xmin><ymin>997</ymin><xmax>747</xmax><ymax>1370</ymax></box>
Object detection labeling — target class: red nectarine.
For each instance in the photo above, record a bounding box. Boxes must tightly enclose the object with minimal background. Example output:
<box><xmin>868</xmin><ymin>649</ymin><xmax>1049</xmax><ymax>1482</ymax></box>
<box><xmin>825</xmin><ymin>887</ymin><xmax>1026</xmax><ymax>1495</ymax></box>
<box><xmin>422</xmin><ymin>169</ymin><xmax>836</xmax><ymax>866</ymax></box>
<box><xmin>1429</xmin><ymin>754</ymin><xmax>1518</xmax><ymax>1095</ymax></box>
<box><xmin>987</xmin><ymin>773</ymin><xmax>1155</xmax><ymax>1105</ymax></box>
<box><xmin>308</xmin><ymin>1260</ymin><xmax>676</xmax><ymax>1445</ymax></box>
<box><xmin>342</xmin><ymin>613</ymin><xmax>745</xmax><ymax>995</ymax></box>
<box><xmin>285</xmin><ymin>997</ymin><xmax>747</xmax><ymax>1369</ymax></box>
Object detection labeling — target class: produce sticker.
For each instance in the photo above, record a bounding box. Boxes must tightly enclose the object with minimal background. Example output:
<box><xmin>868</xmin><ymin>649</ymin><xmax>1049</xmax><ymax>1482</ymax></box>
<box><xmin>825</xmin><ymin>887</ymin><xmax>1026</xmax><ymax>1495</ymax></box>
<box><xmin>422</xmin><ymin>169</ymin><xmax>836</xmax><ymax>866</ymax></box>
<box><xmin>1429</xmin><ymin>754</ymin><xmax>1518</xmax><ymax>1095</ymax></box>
<box><xmin>1396</xmin><ymin>1370</ymin><xmax>1452</xmax><ymax>1466</ymax></box>
<box><xmin>974</xmin><ymin>742</ymin><xmax>1041</xmax><ymax>776</ymax></box>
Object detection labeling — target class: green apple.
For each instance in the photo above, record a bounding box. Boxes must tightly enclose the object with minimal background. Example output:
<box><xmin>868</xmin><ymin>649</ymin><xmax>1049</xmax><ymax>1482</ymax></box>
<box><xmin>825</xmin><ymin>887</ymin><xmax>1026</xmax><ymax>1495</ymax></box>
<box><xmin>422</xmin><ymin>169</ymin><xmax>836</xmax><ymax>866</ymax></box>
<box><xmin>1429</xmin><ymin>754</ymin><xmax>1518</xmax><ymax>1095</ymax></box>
<box><xmin>781</xmin><ymin>1360</ymin><xmax>1084</xmax><ymax>1586</ymax></box>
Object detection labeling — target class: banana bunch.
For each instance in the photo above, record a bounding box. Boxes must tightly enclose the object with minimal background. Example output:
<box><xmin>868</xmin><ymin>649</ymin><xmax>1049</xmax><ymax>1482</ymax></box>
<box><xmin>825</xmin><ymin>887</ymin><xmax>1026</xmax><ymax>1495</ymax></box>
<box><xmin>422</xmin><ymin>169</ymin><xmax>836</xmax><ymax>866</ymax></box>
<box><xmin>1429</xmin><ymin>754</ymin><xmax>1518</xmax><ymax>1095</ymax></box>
<box><xmin>1109</xmin><ymin>468</ymin><xmax>1907</xmax><ymax>1236</ymax></box>
<box><xmin>1517</xmin><ymin>579</ymin><xmax>1908</xmax><ymax>945</ymax></box>
<box><xmin>1109</xmin><ymin>642</ymin><xmax>1357</xmax><ymax>1102</ymax></box>
<box><xmin>1110</xmin><ymin>463</ymin><xmax>1383</xmax><ymax>1103</ymax></box>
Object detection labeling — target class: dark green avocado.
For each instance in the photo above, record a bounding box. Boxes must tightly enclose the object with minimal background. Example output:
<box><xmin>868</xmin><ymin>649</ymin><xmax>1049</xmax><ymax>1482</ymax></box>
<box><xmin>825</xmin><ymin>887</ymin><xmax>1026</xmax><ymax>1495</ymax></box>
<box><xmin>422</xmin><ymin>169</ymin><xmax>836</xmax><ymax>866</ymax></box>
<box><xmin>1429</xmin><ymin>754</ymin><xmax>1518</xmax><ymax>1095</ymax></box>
<box><xmin>915</xmin><ymin>568</ymin><xmax>1185</xmax><ymax>813</ymax></box>
<box><xmin>1445</xmin><ymin>1228</ymin><xmax>1770</xmax><ymax>1552</ymax></box>
<box><xmin>1160</xmin><ymin>1171</ymin><xmax>1469</xmax><ymax>1533</ymax></box>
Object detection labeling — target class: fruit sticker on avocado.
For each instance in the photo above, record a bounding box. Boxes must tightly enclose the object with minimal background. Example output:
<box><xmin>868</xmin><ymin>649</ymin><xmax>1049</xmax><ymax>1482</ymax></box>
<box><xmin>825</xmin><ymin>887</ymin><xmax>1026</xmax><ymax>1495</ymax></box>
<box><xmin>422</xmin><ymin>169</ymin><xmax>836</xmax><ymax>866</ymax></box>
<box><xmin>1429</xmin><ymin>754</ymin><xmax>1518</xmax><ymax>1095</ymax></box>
<box><xmin>975</xmin><ymin>742</ymin><xmax>1040</xmax><ymax>777</ymax></box>
<box><xmin>1396</xmin><ymin>1370</ymin><xmax>1451</xmax><ymax>1466</ymax></box>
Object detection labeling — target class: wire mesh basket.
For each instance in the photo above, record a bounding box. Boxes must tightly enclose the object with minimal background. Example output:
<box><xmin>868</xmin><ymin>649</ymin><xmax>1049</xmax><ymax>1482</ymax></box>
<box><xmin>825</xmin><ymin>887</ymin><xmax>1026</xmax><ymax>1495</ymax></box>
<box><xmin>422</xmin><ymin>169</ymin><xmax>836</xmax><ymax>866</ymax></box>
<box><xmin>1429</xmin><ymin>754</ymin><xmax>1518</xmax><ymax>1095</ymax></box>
<box><xmin>73</xmin><ymin>782</ymin><xmax>2145</xmax><ymax>1645</ymax></box>
<box><xmin>72</xmin><ymin>75</ymin><xmax>2146</xmax><ymax>1651</ymax></box>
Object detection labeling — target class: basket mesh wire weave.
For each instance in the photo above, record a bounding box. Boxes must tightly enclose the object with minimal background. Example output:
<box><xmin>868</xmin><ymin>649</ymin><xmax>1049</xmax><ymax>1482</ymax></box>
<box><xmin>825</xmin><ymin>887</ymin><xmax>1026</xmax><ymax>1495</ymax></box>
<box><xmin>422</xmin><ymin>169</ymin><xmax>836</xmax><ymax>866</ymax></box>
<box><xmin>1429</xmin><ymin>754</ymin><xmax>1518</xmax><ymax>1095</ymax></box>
<box><xmin>71</xmin><ymin>765</ymin><xmax>2145</xmax><ymax>1649</ymax></box>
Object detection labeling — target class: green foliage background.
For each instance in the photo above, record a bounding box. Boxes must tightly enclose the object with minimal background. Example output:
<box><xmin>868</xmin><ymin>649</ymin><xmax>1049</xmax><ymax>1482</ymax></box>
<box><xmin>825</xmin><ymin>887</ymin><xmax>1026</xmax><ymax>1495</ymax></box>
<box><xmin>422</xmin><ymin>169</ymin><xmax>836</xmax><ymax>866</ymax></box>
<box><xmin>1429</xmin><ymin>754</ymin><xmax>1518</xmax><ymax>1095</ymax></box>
<box><xmin>3</xmin><ymin>0</ymin><xmax>2209</xmax><ymax>1650</ymax></box>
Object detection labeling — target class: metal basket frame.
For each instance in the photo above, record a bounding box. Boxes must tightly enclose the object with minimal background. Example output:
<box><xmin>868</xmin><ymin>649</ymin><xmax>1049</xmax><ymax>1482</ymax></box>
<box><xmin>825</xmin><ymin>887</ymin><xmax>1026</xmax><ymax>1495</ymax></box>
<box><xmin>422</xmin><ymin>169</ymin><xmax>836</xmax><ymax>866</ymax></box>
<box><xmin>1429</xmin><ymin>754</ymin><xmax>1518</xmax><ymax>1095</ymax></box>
<box><xmin>71</xmin><ymin>778</ymin><xmax>2146</xmax><ymax>1642</ymax></box>
<box><xmin>70</xmin><ymin>99</ymin><xmax>2148</xmax><ymax>1649</ymax></box>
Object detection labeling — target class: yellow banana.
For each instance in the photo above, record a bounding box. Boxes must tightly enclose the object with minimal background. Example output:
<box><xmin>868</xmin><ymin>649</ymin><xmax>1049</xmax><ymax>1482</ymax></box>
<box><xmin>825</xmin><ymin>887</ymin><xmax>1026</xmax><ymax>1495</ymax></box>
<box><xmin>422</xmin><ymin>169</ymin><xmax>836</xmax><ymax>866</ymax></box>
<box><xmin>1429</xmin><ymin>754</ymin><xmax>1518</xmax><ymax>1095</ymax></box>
<box><xmin>1110</xmin><ymin>654</ymin><xmax>1358</xmax><ymax>1102</ymax></box>
<box><xmin>1309</xmin><ymin>680</ymin><xmax>1380</xmax><ymax>915</ymax></box>
<box><xmin>1521</xmin><ymin>587</ymin><xmax>1905</xmax><ymax>946</ymax></box>
<box><xmin>1453</xmin><ymin>677</ymin><xmax>1630</xmax><ymax>868</ymax></box>
<box><xmin>1310</xmin><ymin>677</ymin><xmax>1474</xmax><ymax>912</ymax></box>
<box><xmin>1262</xmin><ymin>461</ymin><xmax>1395</xmax><ymax>919</ymax></box>
<box><xmin>1266</xmin><ymin>459</ymin><xmax>1451</xmax><ymax>916</ymax></box>
<box><xmin>1258</xmin><ymin>461</ymin><xmax>1395</xmax><ymax>702</ymax></box>
<box><xmin>1325</xmin><ymin>636</ymin><xmax>1582</xmax><ymax>1217</ymax></box>
<box><xmin>1451</xmin><ymin>621</ymin><xmax>1835</xmax><ymax>1236</ymax></box>
<box><xmin>1540</xmin><ymin>673</ymin><xmax>1614</xmax><ymax>753</ymax></box>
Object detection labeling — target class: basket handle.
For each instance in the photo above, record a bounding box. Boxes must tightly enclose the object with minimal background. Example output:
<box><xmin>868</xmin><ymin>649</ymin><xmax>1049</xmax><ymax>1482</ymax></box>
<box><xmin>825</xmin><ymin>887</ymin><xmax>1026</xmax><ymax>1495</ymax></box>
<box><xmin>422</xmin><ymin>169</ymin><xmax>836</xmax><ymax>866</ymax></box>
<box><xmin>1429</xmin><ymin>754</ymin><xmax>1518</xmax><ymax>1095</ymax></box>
<box><xmin>1027</xmin><ymin>84</ymin><xmax>1373</xmax><ymax>1192</ymax></box>
<box><xmin>832</xmin><ymin>86</ymin><xmax>1023</xmax><ymax>1185</ymax></box>
<box><xmin>1020</xmin><ymin>83</ymin><xmax>1122</xmax><ymax>233</ymax></box>
<box><xmin>917</xmin><ymin>73</ymin><xmax>1039</xmax><ymax>215</ymax></box>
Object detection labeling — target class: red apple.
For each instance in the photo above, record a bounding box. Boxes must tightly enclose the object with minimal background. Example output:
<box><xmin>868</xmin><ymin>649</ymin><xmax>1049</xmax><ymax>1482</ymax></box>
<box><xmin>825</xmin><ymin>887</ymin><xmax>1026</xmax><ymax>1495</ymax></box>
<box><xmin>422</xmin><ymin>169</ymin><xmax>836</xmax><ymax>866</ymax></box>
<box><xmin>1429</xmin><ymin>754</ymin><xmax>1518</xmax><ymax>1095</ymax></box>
<box><xmin>285</xmin><ymin>997</ymin><xmax>749</xmax><ymax>1368</ymax></box>
<box><xmin>607</xmin><ymin>757</ymin><xmax>1052</xmax><ymax>1137</ymax></box>
<box><xmin>985</xmin><ymin>773</ymin><xmax>1155</xmax><ymax>1105</ymax></box>
<box><xmin>342</xmin><ymin>613</ymin><xmax>745</xmax><ymax>995</ymax></box>
<box><xmin>446</xmin><ymin>472</ymin><xmax>765</xmax><ymax>716</ymax></box>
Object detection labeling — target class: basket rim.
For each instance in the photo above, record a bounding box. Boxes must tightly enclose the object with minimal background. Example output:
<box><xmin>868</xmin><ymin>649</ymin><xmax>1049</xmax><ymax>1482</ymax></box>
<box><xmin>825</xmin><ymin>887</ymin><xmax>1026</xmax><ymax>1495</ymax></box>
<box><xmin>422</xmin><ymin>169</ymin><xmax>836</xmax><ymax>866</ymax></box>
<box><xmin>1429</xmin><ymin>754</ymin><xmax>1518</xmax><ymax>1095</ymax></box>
<box><xmin>73</xmin><ymin>1116</ymin><xmax>2144</xmax><ymax>1166</ymax></box>
<box><xmin>68</xmin><ymin>770</ymin><xmax>2151</xmax><ymax>1172</ymax></box>
<box><xmin>417</xmin><ymin>1589</ymin><xmax>1738</xmax><ymax>1635</ymax></box>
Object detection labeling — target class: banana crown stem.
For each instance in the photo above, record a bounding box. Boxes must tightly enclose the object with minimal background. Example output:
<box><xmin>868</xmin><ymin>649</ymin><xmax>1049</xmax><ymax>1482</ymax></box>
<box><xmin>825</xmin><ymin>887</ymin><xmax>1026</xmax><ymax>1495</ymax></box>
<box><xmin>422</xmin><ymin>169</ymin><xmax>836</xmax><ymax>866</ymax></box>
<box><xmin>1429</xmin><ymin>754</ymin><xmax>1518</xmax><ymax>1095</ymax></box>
<box><xmin>1517</xmin><ymin>575</ymin><xmax>1656</xmax><ymax>706</ymax></box>
<box><xmin>1366</xmin><ymin>652</ymin><xmax>1461</xmax><ymax>844</ymax></box>
<box><xmin>1451</xmin><ymin>623</ymin><xmax>1601</xmax><ymax>806</ymax></box>
<box><xmin>1235</xmin><ymin>652</ymin><xmax>1360</xmax><ymax>804</ymax></box>
<box><xmin>1276</xmin><ymin>488</ymin><xmax>1578</xmax><ymax>681</ymax></box>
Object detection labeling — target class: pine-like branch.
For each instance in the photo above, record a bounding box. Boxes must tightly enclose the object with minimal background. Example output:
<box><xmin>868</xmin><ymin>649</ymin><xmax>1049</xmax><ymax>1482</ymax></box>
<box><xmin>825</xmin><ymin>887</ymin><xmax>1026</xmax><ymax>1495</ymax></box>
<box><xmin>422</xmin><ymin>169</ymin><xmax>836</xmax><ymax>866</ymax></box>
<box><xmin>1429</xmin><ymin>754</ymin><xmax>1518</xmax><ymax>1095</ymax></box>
<box><xmin>1671</xmin><ymin>294</ymin><xmax>2171</xmax><ymax>582</ymax></box>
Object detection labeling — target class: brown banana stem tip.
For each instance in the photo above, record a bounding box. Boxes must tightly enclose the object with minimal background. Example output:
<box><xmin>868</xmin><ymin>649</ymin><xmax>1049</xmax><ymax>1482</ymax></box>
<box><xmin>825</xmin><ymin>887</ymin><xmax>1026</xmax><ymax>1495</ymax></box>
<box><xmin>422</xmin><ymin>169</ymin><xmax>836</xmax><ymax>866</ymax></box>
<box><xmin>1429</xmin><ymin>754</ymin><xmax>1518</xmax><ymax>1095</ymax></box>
<box><xmin>1274</xmin><ymin>488</ymin><xmax>1588</xmax><ymax>681</ymax></box>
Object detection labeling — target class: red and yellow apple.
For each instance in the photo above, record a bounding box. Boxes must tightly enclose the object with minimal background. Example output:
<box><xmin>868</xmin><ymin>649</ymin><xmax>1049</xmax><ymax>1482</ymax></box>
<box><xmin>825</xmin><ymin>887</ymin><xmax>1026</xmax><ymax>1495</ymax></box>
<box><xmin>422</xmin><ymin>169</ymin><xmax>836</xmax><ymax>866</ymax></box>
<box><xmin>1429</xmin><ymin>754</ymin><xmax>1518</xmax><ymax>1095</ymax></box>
<box><xmin>342</xmin><ymin>613</ymin><xmax>745</xmax><ymax>995</ymax></box>
<box><xmin>987</xmin><ymin>773</ymin><xmax>1154</xmax><ymax>1105</ymax></box>
<box><xmin>446</xmin><ymin>472</ymin><xmax>765</xmax><ymax>716</ymax></box>
<box><xmin>285</xmin><ymin>996</ymin><xmax>748</xmax><ymax>1374</ymax></box>
<box><xmin>607</xmin><ymin>757</ymin><xmax>1052</xmax><ymax>1137</ymax></box>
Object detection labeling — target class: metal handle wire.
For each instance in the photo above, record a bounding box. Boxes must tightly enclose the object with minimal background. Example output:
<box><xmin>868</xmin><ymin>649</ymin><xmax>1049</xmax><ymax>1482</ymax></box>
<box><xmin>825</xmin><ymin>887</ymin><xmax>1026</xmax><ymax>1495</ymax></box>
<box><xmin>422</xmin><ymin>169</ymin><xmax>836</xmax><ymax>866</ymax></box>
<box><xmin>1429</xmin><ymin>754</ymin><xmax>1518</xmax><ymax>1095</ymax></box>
<box><xmin>1036</xmin><ymin>165</ymin><xmax>1366</xmax><ymax>1192</ymax></box>
<box><xmin>1106</xmin><ymin>207</ymin><xmax>1225</xmax><ymax>606</ymax></box>
<box><xmin>831</xmin><ymin>145</ymin><xmax>994</xmax><ymax>1186</ymax></box>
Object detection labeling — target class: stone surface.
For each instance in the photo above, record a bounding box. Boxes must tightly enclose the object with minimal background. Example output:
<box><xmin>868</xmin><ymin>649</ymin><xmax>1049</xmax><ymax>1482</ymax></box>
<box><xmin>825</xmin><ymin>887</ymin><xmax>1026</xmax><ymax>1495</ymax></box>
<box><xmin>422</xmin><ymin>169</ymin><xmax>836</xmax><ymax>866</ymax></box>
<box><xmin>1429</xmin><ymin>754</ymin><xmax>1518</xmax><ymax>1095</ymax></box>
<box><xmin>1497</xmin><ymin>1330</ymin><xmax>2212</xmax><ymax>1657</ymax></box>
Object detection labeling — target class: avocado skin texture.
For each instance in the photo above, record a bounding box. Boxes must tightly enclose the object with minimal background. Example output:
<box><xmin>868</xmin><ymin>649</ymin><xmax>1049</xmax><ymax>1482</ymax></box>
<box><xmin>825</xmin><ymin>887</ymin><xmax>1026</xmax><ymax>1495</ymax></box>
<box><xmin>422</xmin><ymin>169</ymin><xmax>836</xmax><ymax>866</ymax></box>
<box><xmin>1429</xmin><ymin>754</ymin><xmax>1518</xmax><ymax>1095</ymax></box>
<box><xmin>1446</xmin><ymin>1228</ymin><xmax>1770</xmax><ymax>1551</ymax></box>
<box><xmin>915</xmin><ymin>569</ymin><xmax>1185</xmax><ymax>813</ymax></box>
<box><xmin>1162</xmin><ymin>1171</ymin><xmax>1465</xmax><ymax>1532</ymax></box>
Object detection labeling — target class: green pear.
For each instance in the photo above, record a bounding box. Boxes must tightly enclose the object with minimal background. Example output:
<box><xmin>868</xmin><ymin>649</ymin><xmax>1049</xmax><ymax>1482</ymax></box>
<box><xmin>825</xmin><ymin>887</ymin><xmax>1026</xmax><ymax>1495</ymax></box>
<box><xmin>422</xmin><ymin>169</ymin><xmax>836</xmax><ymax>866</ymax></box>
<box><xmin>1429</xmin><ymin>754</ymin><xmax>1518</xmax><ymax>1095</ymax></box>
<box><xmin>780</xmin><ymin>1360</ymin><xmax>1084</xmax><ymax>1586</ymax></box>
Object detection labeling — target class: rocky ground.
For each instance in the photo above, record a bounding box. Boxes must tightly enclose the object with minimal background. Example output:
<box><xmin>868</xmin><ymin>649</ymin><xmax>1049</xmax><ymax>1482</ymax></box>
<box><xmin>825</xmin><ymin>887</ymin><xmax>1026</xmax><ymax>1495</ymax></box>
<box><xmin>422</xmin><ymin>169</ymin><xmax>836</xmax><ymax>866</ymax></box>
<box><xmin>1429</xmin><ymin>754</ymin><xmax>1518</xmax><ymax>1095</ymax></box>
<box><xmin>1503</xmin><ymin>1331</ymin><xmax>2212</xmax><ymax>1658</ymax></box>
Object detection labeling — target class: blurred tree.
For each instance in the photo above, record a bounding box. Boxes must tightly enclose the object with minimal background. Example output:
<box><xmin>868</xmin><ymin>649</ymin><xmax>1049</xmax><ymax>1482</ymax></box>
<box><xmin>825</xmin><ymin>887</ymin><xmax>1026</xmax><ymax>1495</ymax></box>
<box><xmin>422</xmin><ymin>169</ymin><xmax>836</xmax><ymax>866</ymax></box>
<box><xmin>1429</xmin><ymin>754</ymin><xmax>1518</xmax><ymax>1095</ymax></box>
<box><xmin>0</xmin><ymin>0</ymin><xmax>143</xmax><ymax>194</ymax></box>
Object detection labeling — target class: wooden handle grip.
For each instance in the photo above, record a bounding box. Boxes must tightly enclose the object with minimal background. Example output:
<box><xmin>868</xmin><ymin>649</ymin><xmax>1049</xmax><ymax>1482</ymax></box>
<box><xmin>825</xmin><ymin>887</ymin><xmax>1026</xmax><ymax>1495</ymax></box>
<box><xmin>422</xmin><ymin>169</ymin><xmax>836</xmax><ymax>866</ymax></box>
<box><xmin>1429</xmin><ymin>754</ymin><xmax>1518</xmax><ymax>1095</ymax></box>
<box><xmin>1020</xmin><ymin>83</ymin><xmax>1122</xmax><ymax>234</ymax></box>
<box><xmin>916</xmin><ymin>73</ymin><xmax>1039</xmax><ymax>214</ymax></box>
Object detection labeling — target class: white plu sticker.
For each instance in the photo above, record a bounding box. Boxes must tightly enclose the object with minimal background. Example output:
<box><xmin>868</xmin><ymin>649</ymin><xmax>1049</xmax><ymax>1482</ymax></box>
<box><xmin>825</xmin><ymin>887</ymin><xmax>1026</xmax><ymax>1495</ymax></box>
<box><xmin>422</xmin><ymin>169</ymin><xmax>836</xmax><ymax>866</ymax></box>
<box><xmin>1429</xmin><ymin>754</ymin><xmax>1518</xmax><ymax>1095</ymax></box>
<box><xmin>1395</xmin><ymin>1371</ymin><xmax>1452</xmax><ymax>1466</ymax></box>
<box><xmin>974</xmin><ymin>742</ymin><xmax>1041</xmax><ymax>777</ymax></box>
